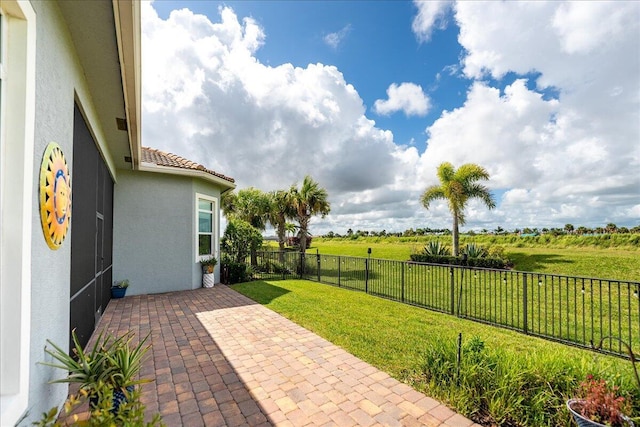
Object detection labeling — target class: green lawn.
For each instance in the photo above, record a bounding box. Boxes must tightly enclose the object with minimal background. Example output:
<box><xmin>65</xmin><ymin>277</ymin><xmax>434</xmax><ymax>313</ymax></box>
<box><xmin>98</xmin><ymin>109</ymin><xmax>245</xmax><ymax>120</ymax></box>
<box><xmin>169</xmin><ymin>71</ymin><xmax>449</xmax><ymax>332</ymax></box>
<box><xmin>272</xmin><ymin>237</ymin><xmax>640</xmax><ymax>281</ymax></box>
<box><xmin>232</xmin><ymin>279</ymin><xmax>639</xmax><ymax>426</ymax></box>
<box><xmin>255</xmin><ymin>250</ymin><xmax>640</xmax><ymax>355</ymax></box>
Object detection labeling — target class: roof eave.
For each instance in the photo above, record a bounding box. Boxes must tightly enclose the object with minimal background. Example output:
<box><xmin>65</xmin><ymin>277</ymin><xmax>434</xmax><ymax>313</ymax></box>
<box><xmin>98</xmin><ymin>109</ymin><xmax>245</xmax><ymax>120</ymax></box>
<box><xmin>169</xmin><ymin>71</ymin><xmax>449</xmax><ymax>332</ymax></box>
<box><xmin>113</xmin><ymin>0</ymin><xmax>141</xmax><ymax>169</ymax></box>
<box><xmin>138</xmin><ymin>163</ymin><xmax>237</xmax><ymax>192</ymax></box>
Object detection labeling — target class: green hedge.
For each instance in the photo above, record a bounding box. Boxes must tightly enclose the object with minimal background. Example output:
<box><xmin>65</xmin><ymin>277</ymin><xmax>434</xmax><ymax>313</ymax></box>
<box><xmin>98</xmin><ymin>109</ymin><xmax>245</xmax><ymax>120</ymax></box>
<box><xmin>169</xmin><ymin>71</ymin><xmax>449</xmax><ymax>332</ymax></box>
<box><xmin>409</xmin><ymin>254</ymin><xmax>512</xmax><ymax>269</ymax></box>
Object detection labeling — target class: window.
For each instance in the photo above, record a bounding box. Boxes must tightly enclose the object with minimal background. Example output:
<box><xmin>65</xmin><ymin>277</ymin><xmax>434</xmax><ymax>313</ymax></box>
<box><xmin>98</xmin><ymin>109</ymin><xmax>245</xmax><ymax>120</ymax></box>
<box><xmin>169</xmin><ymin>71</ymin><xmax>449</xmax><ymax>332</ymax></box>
<box><xmin>0</xmin><ymin>1</ymin><xmax>36</xmax><ymax>425</ymax></box>
<box><xmin>196</xmin><ymin>194</ymin><xmax>217</xmax><ymax>260</ymax></box>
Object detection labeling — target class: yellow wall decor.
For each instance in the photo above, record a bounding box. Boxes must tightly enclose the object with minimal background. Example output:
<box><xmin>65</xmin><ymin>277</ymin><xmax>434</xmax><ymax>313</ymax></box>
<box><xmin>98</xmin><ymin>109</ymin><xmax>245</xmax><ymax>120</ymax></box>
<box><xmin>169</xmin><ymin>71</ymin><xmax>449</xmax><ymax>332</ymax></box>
<box><xmin>39</xmin><ymin>142</ymin><xmax>71</xmax><ymax>250</ymax></box>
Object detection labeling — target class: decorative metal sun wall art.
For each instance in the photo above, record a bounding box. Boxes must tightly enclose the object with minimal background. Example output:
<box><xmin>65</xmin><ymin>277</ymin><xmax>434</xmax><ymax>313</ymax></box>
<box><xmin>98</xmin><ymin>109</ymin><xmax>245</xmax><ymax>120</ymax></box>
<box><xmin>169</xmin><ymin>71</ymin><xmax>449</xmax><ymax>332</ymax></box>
<box><xmin>39</xmin><ymin>142</ymin><xmax>71</xmax><ymax>250</ymax></box>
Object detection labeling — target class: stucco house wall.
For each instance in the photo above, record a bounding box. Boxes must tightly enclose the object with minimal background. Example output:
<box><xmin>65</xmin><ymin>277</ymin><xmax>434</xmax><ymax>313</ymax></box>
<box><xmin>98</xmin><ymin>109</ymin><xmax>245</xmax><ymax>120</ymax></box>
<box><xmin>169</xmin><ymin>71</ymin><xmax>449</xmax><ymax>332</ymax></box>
<box><xmin>25</xmin><ymin>2</ymin><xmax>106</xmax><ymax>424</ymax></box>
<box><xmin>113</xmin><ymin>169</ymin><xmax>224</xmax><ymax>295</ymax></box>
<box><xmin>1</xmin><ymin>2</ymin><xmax>233</xmax><ymax>425</ymax></box>
<box><xmin>0</xmin><ymin>1</ymin><xmax>125</xmax><ymax>425</ymax></box>
<box><xmin>1</xmin><ymin>1</ymin><xmax>141</xmax><ymax>425</ymax></box>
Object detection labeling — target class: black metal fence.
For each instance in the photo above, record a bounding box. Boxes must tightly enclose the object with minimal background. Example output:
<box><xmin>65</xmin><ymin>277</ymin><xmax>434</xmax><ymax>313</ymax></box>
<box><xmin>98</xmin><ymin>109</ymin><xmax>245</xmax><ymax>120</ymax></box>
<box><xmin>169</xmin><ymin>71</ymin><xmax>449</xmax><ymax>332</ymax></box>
<box><xmin>249</xmin><ymin>250</ymin><xmax>640</xmax><ymax>359</ymax></box>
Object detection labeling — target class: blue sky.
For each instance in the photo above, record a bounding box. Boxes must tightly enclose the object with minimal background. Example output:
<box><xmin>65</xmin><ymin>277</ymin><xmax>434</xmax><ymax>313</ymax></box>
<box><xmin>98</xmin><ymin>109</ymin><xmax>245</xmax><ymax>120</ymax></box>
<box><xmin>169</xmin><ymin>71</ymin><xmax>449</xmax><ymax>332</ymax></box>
<box><xmin>142</xmin><ymin>1</ymin><xmax>639</xmax><ymax>234</ymax></box>
<box><xmin>151</xmin><ymin>1</ymin><xmax>468</xmax><ymax>151</ymax></box>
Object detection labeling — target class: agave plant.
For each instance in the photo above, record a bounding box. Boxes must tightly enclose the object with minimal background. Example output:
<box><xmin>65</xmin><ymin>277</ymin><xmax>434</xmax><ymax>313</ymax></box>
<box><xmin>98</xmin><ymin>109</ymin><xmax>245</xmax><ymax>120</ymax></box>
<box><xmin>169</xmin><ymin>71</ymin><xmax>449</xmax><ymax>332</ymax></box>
<box><xmin>461</xmin><ymin>243</ymin><xmax>487</xmax><ymax>258</ymax></box>
<box><xmin>423</xmin><ymin>241</ymin><xmax>450</xmax><ymax>256</ymax></box>
<box><xmin>42</xmin><ymin>330</ymin><xmax>119</xmax><ymax>391</ymax></box>
<box><xmin>41</xmin><ymin>330</ymin><xmax>152</xmax><ymax>397</ymax></box>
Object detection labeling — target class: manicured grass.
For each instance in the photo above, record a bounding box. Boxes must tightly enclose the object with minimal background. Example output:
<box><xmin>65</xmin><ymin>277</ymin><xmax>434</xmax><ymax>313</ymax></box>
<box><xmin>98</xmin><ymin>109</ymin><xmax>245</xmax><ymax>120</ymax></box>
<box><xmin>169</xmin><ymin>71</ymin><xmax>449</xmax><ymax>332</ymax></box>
<box><xmin>287</xmin><ymin>238</ymin><xmax>640</xmax><ymax>281</ymax></box>
<box><xmin>233</xmin><ymin>279</ymin><xmax>639</xmax><ymax>426</ymax></box>
<box><xmin>255</xmin><ymin>250</ymin><xmax>640</xmax><ymax>355</ymax></box>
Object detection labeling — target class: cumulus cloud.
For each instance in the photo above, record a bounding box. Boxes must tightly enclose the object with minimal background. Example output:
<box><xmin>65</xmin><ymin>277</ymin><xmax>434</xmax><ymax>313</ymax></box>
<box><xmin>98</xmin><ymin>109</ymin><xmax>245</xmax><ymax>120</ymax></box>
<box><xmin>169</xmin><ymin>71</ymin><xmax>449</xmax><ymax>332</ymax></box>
<box><xmin>142</xmin><ymin>1</ymin><xmax>640</xmax><ymax>235</ymax></box>
<box><xmin>324</xmin><ymin>24</ymin><xmax>352</xmax><ymax>49</ymax></box>
<box><xmin>142</xmin><ymin>4</ymin><xmax>416</xmax><ymax>233</ymax></box>
<box><xmin>373</xmin><ymin>83</ymin><xmax>430</xmax><ymax>117</ymax></box>
<box><xmin>418</xmin><ymin>0</ymin><xmax>640</xmax><ymax>229</ymax></box>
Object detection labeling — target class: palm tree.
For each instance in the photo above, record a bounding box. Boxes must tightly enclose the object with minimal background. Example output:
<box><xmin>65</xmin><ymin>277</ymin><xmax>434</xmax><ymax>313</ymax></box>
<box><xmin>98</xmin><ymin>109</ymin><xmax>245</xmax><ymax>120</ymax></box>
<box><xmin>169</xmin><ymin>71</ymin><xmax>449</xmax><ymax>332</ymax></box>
<box><xmin>268</xmin><ymin>190</ymin><xmax>295</xmax><ymax>251</ymax></box>
<box><xmin>290</xmin><ymin>176</ymin><xmax>330</xmax><ymax>252</ymax></box>
<box><xmin>221</xmin><ymin>188</ymin><xmax>271</xmax><ymax>230</ymax></box>
<box><xmin>222</xmin><ymin>188</ymin><xmax>271</xmax><ymax>266</ymax></box>
<box><xmin>421</xmin><ymin>162</ymin><xmax>496</xmax><ymax>256</ymax></box>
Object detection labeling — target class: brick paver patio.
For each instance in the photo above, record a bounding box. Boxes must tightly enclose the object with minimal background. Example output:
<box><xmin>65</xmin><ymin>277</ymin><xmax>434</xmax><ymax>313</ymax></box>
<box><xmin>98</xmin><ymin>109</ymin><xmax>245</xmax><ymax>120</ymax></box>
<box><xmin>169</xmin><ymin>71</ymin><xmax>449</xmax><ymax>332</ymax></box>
<box><xmin>77</xmin><ymin>285</ymin><xmax>480</xmax><ymax>426</ymax></box>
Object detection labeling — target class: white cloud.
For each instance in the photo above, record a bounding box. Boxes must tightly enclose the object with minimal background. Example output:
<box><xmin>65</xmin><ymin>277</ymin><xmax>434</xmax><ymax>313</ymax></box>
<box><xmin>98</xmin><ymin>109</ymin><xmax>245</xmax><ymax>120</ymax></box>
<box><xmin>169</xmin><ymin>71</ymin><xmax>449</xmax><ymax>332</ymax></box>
<box><xmin>416</xmin><ymin>0</ymin><xmax>640</xmax><ymax>230</ymax></box>
<box><xmin>142</xmin><ymin>1</ymin><xmax>640</xmax><ymax>236</ymax></box>
<box><xmin>412</xmin><ymin>0</ymin><xmax>452</xmax><ymax>43</ymax></box>
<box><xmin>324</xmin><ymin>24</ymin><xmax>352</xmax><ymax>49</ymax></box>
<box><xmin>373</xmin><ymin>83</ymin><xmax>430</xmax><ymax>117</ymax></box>
<box><xmin>552</xmin><ymin>2</ymin><xmax>635</xmax><ymax>54</ymax></box>
<box><xmin>142</xmin><ymin>4</ymin><xmax>415</xmax><ymax>233</ymax></box>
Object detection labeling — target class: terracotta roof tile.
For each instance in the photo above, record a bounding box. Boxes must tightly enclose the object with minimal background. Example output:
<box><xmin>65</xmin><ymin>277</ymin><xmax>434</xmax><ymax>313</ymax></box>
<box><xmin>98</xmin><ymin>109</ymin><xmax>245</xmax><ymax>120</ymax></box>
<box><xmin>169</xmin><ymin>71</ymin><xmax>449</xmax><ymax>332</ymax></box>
<box><xmin>141</xmin><ymin>147</ymin><xmax>235</xmax><ymax>183</ymax></box>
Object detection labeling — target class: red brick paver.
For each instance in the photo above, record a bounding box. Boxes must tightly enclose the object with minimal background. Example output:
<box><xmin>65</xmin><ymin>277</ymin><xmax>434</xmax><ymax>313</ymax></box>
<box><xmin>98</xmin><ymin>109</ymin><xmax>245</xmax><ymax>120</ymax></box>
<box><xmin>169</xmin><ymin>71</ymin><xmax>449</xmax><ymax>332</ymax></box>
<box><xmin>73</xmin><ymin>285</ymin><xmax>481</xmax><ymax>426</ymax></box>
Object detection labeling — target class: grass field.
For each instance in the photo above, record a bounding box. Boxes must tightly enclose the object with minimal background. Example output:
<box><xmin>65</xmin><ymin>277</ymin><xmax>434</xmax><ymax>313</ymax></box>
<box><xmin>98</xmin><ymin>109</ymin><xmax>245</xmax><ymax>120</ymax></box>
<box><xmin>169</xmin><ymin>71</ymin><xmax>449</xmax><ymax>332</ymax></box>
<box><xmin>255</xmin><ymin>250</ymin><xmax>640</xmax><ymax>357</ymax></box>
<box><xmin>232</xmin><ymin>279</ymin><xmax>639</xmax><ymax>426</ymax></box>
<box><xmin>267</xmin><ymin>236</ymin><xmax>640</xmax><ymax>281</ymax></box>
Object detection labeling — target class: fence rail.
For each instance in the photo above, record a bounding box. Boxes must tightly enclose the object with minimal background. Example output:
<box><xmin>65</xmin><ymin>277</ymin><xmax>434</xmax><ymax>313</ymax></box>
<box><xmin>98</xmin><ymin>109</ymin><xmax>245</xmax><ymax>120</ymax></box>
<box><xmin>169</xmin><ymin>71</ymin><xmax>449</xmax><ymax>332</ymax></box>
<box><xmin>247</xmin><ymin>250</ymin><xmax>640</xmax><ymax>359</ymax></box>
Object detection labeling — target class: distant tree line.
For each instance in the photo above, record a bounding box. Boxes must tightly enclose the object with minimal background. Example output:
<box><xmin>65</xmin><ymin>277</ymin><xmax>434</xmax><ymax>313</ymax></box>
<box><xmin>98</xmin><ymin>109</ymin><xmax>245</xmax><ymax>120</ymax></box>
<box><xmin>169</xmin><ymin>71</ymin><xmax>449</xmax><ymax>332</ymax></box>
<box><xmin>322</xmin><ymin>223</ymin><xmax>640</xmax><ymax>239</ymax></box>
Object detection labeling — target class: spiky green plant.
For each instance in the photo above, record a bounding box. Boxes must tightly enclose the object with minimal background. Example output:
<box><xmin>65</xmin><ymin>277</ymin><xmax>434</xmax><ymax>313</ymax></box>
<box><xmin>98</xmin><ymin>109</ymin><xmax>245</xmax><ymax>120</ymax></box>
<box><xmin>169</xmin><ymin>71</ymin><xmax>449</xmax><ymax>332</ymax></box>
<box><xmin>461</xmin><ymin>243</ymin><xmax>487</xmax><ymax>258</ymax></box>
<box><xmin>41</xmin><ymin>330</ymin><xmax>151</xmax><ymax>394</ymax></box>
<box><xmin>423</xmin><ymin>241</ymin><xmax>450</xmax><ymax>256</ymax></box>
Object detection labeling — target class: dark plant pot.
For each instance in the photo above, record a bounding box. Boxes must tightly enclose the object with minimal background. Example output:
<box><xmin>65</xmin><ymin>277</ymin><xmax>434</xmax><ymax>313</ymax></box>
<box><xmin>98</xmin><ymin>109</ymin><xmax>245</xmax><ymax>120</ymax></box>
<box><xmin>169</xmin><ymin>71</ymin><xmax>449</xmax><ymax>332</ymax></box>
<box><xmin>567</xmin><ymin>399</ymin><xmax>635</xmax><ymax>427</ymax></box>
<box><xmin>111</xmin><ymin>287</ymin><xmax>127</xmax><ymax>299</ymax></box>
<box><xmin>90</xmin><ymin>385</ymin><xmax>134</xmax><ymax>414</ymax></box>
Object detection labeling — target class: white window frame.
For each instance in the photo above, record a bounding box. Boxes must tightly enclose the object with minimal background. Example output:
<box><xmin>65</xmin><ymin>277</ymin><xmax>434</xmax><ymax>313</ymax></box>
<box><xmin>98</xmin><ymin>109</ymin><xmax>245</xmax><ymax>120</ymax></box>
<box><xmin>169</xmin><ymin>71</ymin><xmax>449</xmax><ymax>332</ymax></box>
<box><xmin>195</xmin><ymin>193</ymin><xmax>218</xmax><ymax>262</ymax></box>
<box><xmin>0</xmin><ymin>1</ymin><xmax>36</xmax><ymax>425</ymax></box>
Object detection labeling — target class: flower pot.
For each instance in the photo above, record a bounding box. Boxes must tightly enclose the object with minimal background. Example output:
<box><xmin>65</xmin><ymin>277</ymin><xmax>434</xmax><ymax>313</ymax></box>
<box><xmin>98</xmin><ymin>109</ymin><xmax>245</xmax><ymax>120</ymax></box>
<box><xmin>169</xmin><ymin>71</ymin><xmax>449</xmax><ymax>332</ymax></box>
<box><xmin>567</xmin><ymin>399</ymin><xmax>635</xmax><ymax>427</ymax></box>
<box><xmin>90</xmin><ymin>385</ymin><xmax>135</xmax><ymax>414</ymax></box>
<box><xmin>202</xmin><ymin>272</ymin><xmax>215</xmax><ymax>288</ymax></box>
<box><xmin>111</xmin><ymin>287</ymin><xmax>127</xmax><ymax>298</ymax></box>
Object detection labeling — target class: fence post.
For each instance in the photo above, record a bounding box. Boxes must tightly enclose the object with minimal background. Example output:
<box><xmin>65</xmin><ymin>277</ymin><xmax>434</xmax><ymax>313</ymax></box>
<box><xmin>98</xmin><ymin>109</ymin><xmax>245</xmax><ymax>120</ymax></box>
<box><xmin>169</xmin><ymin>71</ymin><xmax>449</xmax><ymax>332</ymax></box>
<box><xmin>316</xmin><ymin>250</ymin><xmax>321</xmax><ymax>282</ymax></box>
<box><xmin>282</xmin><ymin>251</ymin><xmax>286</xmax><ymax>280</ymax></box>
<box><xmin>299</xmin><ymin>251</ymin><xmax>304</xmax><ymax>279</ymax></box>
<box><xmin>338</xmin><ymin>256</ymin><xmax>341</xmax><ymax>287</ymax></box>
<box><xmin>365</xmin><ymin>258</ymin><xmax>369</xmax><ymax>293</ymax></box>
<box><xmin>401</xmin><ymin>262</ymin><xmax>405</xmax><ymax>303</ymax></box>
<box><xmin>450</xmin><ymin>267</ymin><xmax>455</xmax><ymax>315</ymax></box>
<box><xmin>523</xmin><ymin>273</ymin><xmax>528</xmax><ymax>334</ymax></box>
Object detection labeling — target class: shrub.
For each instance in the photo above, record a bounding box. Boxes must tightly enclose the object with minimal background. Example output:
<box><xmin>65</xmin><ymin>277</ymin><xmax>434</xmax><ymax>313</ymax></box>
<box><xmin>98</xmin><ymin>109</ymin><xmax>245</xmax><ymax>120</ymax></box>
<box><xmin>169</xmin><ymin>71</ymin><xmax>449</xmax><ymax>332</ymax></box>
<box><xmin>412</xmin><ymin>336</ymin><xmax>576</xmax><ymax>426</ymax></box>
<box><xmin>221</xmin><ymin>255</ymin><xmax>252</xmax><ymax>284</ymax></box>
<box><xmin>409</xmin><ymin>335</ymin><xmax>639</xmax><ymax>427</ymax></box>
<box><xmin>409</xmin><ymin>254</ymin><xmax>511</xmax><ymax>269</ymax></box>
<box><xmin>34</xmin><ymin>381</ymin><xmax>163</xmax><ymax>427</ymax></box>
<box><xmin>221</xmin><ymin>219</ymin><xmax>263</xmax><ymax>264</ymax></box>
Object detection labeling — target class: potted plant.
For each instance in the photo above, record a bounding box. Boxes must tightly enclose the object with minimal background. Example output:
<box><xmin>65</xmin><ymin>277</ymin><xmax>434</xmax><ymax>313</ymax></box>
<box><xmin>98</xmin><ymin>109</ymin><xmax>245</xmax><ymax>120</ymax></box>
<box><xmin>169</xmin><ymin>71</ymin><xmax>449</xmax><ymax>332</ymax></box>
<box><xmin>111</xmin><ymin>279</ymin><xmax>129</xmax><ymax>298</ymax></box>
<box><xmin>41</xmin><ymin>329</ymin><xmax>152</xmax><ymax>413</ymax></box>
<box><xmin>200</xmin><ymin>256</ymin><xmax>217</xmax><ymax>288</ymax></box>
<box><xmin>567</xmin><ymin>375</ymin><xmax>634</xmax><ymax>426</ymax></box>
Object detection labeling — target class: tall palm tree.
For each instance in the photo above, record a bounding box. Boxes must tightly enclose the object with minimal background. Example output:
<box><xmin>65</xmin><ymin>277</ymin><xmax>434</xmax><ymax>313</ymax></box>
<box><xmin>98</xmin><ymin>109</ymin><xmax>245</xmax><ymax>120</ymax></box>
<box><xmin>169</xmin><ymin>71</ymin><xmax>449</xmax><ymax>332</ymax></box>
<box><xmin>421</xmin><ymin>162</ymin><xmax>496</xmax><ymax>256</ymax></box>
<box><xmin>221</xmin><ymin>188</ymin><xmax>271</xmax><ymax>231</ymax></box>
<box><xmin>290</xmin><ymin>176</ymin><xmax>331</xmax><ymax>252</ymax></box>
<box><xmin>268</xmin><ymin>190</ymin><xmax>295</xmax><ymax>251</ymax></box>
